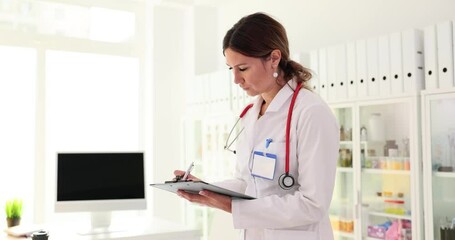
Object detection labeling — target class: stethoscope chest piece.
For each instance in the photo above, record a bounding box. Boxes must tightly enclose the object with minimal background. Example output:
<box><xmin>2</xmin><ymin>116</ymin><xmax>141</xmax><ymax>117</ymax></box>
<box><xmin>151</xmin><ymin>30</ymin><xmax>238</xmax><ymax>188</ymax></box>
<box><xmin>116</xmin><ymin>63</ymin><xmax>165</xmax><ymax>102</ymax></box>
<box><xmin>278</xmin><ymin>173</ymin><xmax>295</xmax><ymax>190</ymax></box>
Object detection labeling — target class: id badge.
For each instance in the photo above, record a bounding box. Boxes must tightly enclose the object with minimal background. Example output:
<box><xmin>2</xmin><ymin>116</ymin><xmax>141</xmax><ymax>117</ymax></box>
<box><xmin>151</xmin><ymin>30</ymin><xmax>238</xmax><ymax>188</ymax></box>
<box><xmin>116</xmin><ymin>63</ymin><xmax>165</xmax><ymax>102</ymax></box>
<box><xmin>251</xmin><ymin>151</ymin><xmax>277</xmax><ymax>180</ymax></box>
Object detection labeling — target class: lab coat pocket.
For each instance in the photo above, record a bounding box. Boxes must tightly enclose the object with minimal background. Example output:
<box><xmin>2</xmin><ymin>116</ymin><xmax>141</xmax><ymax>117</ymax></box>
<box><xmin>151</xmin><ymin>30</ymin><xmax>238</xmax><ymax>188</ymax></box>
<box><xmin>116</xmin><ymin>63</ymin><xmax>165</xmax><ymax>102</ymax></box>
<box><xmin>264</xmin><ymin>228</ymin><xmax>317</xmax><ymax>240</ymax></box>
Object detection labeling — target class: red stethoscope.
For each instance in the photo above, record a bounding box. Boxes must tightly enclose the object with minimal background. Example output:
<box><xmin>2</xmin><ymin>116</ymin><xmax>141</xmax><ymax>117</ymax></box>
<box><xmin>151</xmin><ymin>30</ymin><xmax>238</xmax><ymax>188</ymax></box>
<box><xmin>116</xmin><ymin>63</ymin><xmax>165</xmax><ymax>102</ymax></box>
<box><xmin>224</xmin><ymin>82</ymin><xmax>303</xmax><ymax>190</ymax></box>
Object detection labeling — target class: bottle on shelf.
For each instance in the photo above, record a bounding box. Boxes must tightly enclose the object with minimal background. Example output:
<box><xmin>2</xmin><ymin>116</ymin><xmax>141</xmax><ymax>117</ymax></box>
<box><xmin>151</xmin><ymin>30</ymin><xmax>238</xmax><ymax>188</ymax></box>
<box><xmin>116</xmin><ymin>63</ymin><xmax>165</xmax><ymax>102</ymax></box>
<box><xmin>368</xmin><ymin>113</ymin><xmax>385</xmax><ymax>142</ymax></box>
<box><xmin>403</xmin><ymin>158</ymin><xmax>411</xmax><ymax>171</ymax></box>
<box><xmin>384</xmin><ymin>199</ymin><xmax>406</xmax><ymax>215</ymax></box>
<box><xmin>360</xmin><ymin>126</ymin><xmax>368</xmax><ymax>141</ymax></box>
<box><xmin>340</xmin><ymin>125</ymin><xmax>345</xmax><ymax>141</ymax></box>
<box><xmin>384</xmin><ymin>140</ymin><xmax>398</xmax><ymax>157</ymax></box>
<box><xmin>374</xmin><ymin>191</ymin><xmax>384</xmax><ymax>211</ymax></box>
<box><xmin>339</xmin><ymin>148</ymin><xmax>352</xmax><ymax>167</ymax></box>
<box><xmin>347</xmin><ymin>127</ymin><xmax>352</xmax><ymax>141</ymax></box>
<box><xmin>361</xmin><ymin>149</ymin><xmax>366</xmax><ymax>168</ymax></box>
<box><xmin>401</xmin><ymin>137</ymin><xmax>410</xmax><ymax>157</ymax></box>
<box><xmin>339</xmin><ymin>201</ymin><xmax>354</xmax><ymax>233</ymax></box>
<box><xmin>439</xmin><ymin>216</ymin><xmax>455</xmax><ymax>240</ymax></box>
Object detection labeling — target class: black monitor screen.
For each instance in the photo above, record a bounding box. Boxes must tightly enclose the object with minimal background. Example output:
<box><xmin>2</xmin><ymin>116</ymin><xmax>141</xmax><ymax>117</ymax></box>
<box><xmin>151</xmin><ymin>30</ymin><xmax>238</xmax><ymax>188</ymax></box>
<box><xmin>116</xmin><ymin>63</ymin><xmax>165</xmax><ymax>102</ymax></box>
<box><xmin>57</xmin><ymin>153</ymin><xmax>145</xmax><ymax>201</ymax></box>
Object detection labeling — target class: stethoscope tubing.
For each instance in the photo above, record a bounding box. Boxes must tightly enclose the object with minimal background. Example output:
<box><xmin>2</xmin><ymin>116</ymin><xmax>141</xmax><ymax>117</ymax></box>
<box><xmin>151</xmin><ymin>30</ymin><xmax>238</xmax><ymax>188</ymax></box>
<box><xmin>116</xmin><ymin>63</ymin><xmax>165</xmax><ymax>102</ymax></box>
<box><xmin>285</xmin><ymin>82</ymin><xmax>303</xmax><ymax>174</ymax></box>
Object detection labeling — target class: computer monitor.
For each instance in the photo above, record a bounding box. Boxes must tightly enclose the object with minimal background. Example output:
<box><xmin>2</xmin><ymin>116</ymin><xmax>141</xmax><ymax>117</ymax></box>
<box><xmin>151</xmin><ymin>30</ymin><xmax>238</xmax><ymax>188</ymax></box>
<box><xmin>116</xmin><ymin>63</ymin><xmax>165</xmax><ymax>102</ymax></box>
<box><xmin>55</xmin><ymin>152</ymin><xmax>146</xmax><ymax>233</ymax></box>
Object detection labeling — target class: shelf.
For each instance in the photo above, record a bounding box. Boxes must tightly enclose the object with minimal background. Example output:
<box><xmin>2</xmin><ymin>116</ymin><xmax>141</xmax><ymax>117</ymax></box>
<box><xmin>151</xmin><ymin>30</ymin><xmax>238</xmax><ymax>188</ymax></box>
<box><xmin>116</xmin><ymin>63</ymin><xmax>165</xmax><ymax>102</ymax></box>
<box><xmin>433</xmin><ymin>171</ymin><xmax>455</xmax><ymax>178</ymax></box>
<box><xmin>333</xmin><ymin>230</ymin><xmax>355</xmax><ymax>238</ymax></box>
<box><xmin>340</xmin><ymin>141</ymin><xmax>353</xmax><ymax>145</ymax></box>
<box><xmin>362</xmin><ymin>169</ymin><xmax>410</xmax><ymax>175</ymax></box>
<box><xmin>337</xmin><ymin>167</ymin><xmax>354</xmax><ymax>173</ymax></box>
<box><xmin>368</xmin><ymin>211</ymin><xmax>412</xmax><ymax>220</ymax></box>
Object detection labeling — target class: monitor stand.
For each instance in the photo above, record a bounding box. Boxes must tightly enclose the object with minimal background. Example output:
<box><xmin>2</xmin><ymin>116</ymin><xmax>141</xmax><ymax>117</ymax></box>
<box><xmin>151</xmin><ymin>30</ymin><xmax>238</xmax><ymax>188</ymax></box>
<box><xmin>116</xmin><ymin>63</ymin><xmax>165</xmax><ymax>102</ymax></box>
<box><xmin>77</xmin><ymin>212</ymin><xmax>126</xmax><ymax>236</ymax></box>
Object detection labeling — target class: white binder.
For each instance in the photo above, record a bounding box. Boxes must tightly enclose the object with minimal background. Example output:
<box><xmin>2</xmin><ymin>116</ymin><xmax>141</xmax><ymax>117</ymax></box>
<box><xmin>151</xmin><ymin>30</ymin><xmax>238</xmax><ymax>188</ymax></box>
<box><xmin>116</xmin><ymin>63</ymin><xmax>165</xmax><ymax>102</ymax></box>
<box><xmin>378</xmin><ymin>35</ymin><xmax>391</xmax><ymax>96</ymax></box>
<box><xmin>356</xmin><ymin>39</ymin><xmax>368</xmax><ymax>98</ymax></box>
<box><xmin>402</xmin><ymin>29</ymin><xmax>425</xmax><ymax>94</ymax></box>
<box><xmin>327</xmin><ymin>45</ymin><xmax>337</xmax><ymax>102</ymax></box>
<box><xmin>424</xmin><ymin>24</ymin><xmax>439</xmax><ymax>90</ymax></box>
<box><xmin>318</xmin><ymin>48</ymin><xmax>329</xmax><ymax>101</ymax></box>
<box><xmin>335</xmin><ymin>44</ymin><xmax>348</xmax><ymax>101</ymax></box>
<box><xmin>346</xmin><ymin>42</ymin><xmax>357</xmax><ymax>99</ymax></box>
<box><xmin>390</xmin><ymin>32</ymin><xmax>404</xmax><ymax>95</ymax></box>
<box><xmin>309</xmin><ymin>50</ymin><xmax>320</xmax><ymax>93</ymax></box>
<box><xmin>367</xmin><ymin>37</ymin><xmax>380</xmax><ymax>97</ymax></box>
<box><xmin>436</xmin><ymin>20</ymin><xmax>454</xmax><ymax>88</ymax></box>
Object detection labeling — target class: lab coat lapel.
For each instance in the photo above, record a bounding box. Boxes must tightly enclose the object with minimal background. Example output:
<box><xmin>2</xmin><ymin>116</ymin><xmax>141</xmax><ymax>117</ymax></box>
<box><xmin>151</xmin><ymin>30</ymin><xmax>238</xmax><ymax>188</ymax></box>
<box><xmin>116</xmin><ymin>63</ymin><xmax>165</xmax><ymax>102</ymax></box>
<box><xmin>242</xmin><ymin>97</ymin><xmax>262</xmax><ymax>152</ymax></box>
<box><xmin>266</xmin><ymin>80</ymin><xmax>296</xmax><ymax>114</ymax></box>
<box><xmin>242</xmin><ymin>80</ymin><xmax>298</xmax><ymax>151</ymax></box>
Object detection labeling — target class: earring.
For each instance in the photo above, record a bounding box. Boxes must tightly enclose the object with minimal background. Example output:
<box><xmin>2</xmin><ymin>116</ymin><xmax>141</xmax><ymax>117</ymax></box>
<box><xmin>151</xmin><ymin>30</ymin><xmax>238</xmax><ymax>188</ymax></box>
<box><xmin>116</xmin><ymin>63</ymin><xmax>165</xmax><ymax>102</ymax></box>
<box><xmin>273</xmin><ymin>72</ymin><xmax>278</xmax><ymax>78</ymax></box>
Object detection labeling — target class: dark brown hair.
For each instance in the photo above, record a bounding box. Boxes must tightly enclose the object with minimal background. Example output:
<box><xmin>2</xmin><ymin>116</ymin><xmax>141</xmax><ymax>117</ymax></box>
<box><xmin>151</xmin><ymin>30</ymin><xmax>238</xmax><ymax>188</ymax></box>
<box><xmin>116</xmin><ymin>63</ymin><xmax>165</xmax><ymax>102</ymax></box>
<box><xmin>223</xmin><ymin>12</ymin><xmax>312</xmax><ymax>90</ymax></box>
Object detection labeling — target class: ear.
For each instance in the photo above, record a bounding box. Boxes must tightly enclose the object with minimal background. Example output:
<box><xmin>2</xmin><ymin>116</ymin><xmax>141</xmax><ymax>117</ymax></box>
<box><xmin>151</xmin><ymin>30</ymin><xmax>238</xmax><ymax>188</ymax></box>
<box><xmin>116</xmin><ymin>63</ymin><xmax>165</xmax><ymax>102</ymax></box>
<box><xmin>270</xmin><ymin>49</ymin><xmax>282</xmax><ymax>68</ymax></box>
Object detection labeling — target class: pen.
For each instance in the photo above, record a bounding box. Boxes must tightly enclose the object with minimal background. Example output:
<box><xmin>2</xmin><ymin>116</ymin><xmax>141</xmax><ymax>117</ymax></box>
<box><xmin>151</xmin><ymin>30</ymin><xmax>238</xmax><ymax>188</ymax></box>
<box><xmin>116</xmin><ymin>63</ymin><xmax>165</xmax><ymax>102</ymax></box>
<box><xmin>265</xmin><ymin>138</ymin><xmax>273</xmax><ymax>148</ymax></box>
<box><xmin>182</xmin><ymin>161</ymin><xmax>194</xmax><ymax>181</ymax></box>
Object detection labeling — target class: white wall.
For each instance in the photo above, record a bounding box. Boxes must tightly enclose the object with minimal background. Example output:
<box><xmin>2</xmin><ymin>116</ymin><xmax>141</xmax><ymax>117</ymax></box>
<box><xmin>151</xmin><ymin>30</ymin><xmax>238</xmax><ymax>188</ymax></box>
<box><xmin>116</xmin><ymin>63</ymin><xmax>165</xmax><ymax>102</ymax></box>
<box><xmin>194</xmin><ymin>5</ymin><xmax>219</xmax><ymax>75</ymax></box>
<box><xmin>152</xmin><ymin>3</ymin><xmax>193</xmax><ymax>223</ymax></box>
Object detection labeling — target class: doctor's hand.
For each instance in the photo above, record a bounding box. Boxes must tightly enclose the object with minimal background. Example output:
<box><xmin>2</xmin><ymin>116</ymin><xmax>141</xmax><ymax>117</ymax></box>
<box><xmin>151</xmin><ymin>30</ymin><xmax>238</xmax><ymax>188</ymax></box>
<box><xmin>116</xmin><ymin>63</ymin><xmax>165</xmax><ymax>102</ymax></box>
<box><xmin>177</xmin><ymin>189</ymin><xmax>232</xmax><ymax>213</ymax></box>
<box><xmin>173</xmin><ymin>170</ymin><xmax>201</xmax><ymax>181</ymax></box>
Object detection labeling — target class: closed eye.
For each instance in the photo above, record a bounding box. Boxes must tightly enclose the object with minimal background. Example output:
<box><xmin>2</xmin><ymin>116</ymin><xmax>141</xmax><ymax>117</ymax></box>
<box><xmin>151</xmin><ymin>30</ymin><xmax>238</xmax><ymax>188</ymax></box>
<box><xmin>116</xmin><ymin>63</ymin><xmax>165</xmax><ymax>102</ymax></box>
<box><xmin>227</xmin><ymin>65</ymin><xmax>247</xmax><ymax>72</ymax></box>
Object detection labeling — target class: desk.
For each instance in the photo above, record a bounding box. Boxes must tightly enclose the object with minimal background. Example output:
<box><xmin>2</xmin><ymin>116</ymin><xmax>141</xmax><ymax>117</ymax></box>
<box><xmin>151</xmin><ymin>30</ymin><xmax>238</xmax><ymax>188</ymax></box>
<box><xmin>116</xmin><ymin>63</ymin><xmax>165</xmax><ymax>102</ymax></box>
<box><xmin>1</xmin><ymin>218</ymin><xmax>200</xmax><ymax>240</ymax></box>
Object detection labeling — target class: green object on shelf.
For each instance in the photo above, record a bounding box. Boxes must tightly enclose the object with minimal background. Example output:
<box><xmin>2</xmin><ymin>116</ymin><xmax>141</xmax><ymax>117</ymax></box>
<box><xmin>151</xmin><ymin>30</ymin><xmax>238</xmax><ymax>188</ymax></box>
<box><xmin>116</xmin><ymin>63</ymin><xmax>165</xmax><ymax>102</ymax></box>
<box><xmin>365</xmin><ymin>158</ymin><xmax>372</xmax><ymax>168</ymax></box>
<box><xmin>384</xmin><ymin>208</ymin><xmax>407</xmax><ymax>215</ymax></box>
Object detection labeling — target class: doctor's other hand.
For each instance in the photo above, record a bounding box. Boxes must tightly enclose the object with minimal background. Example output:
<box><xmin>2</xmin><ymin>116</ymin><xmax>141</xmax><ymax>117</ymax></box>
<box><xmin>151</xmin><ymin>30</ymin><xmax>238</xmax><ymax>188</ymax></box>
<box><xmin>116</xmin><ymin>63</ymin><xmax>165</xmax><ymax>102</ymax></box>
<box><xmin>173</xmin><ymin>170</ymin><xmax>201</xmax><ymax>181</ymax></box>
<box><xmin>177</xmin><ymin>189</ymin><xmax>232</xmax><ymax>213</ymax></box>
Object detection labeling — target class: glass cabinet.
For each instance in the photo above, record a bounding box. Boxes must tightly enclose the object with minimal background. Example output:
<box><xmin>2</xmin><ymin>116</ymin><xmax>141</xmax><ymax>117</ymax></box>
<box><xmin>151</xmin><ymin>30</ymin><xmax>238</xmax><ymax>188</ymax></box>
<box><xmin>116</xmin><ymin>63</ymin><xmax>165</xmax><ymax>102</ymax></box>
<box><xmin>329</xmin><ymin>97</ymin><xmax>423</xmax><ymax>240</ymax></box>
<box><xmin>330</xmin><ymin>105</ymin><xmax>357</xmax><ymax>239</ymax></box>
<box><xmin>358</xmin><ymin>99</ymin><xmax>421</xmax><ymax>240</ymax></box>
<box><xmin>422</xmin><ymin>90</ymin><xmax>455</xmax><ymax>240</ymax></box>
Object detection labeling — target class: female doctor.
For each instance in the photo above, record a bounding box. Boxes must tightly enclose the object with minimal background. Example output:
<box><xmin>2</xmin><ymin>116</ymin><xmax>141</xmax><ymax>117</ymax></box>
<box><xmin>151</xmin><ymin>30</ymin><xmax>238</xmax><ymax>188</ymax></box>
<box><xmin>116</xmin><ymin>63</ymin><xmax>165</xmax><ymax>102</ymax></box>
<box><xmin>174</xmin><ymin>12</ymin><xmax>339</xmax><ymax>240</ymax></box>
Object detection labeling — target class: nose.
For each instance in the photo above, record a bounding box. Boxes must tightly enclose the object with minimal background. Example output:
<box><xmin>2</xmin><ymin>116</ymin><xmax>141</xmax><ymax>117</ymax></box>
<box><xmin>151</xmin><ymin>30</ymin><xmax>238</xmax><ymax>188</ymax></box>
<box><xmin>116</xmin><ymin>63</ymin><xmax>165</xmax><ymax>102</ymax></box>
<box><xmin>232</xmin><ymin>70</ymin><xmax>243</xmax><ymax>85</ymax></box>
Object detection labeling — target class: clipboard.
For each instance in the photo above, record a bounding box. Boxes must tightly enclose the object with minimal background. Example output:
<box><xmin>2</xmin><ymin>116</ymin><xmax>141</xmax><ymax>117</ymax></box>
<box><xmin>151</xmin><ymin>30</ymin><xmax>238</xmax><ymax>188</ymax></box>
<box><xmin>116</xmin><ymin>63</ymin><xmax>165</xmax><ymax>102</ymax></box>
<box><xmin>150</xmin><ymin>181</ymin><xmax>255</xmax><ymax>200</ymax></box>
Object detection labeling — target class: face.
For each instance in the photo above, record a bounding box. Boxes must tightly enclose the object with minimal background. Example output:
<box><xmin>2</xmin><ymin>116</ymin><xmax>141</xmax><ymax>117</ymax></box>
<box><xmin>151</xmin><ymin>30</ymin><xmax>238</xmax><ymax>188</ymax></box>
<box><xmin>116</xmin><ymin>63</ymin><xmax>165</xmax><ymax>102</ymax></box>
<box><xmin>225</xmin><ymin>48</ymin><xmax>281</xmax><ymax>98</ymax></box>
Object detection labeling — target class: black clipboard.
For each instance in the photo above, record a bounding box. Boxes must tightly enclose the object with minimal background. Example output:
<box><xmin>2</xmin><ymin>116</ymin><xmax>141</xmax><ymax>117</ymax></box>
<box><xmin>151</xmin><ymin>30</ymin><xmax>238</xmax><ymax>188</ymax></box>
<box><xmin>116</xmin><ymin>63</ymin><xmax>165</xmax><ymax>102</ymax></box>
<box><xmin>150</xmin><ymin>181</ymin><xmax>255</xmax><ymax>200</ymax></box>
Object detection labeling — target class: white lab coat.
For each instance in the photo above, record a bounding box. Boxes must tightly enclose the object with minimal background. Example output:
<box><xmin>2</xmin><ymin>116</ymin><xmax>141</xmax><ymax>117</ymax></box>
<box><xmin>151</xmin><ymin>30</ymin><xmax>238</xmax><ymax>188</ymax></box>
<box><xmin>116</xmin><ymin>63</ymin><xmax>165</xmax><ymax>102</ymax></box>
<box><xmin>215</xmin><ymin>80</ymin><xmax>339</xmax><ymax>240</ymax></box>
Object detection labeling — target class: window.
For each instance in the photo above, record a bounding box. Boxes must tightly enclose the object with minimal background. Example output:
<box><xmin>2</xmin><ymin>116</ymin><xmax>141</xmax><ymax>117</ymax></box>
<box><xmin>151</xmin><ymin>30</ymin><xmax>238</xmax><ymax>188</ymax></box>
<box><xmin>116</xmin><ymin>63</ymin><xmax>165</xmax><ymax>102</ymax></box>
<box><xmin>0</xmin><ymin>0</ymin><xmax>149</xmax><ymax>225</ymax></box>
<box><xmin>0</xmin><ymin>46</ymin><xmax>36</xmax><ymax>223</ymax></box>
<box><xmin>0</xmin><ymin>0</ymin><xmax>135</xmax><ymax>43</ymax></box>
<box><xmin>44</xmin><ymin>50</ymin><xmax>140</xmax><ymax>221</ymax></box>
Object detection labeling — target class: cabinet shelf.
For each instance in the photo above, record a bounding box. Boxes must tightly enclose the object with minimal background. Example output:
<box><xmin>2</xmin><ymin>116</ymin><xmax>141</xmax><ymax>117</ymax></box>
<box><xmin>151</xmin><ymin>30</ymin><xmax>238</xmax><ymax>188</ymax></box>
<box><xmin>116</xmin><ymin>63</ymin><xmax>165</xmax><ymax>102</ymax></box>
<box><xmin>337</xmin><ymin>167</ymin><xmax>354</xmax><ymax>173</ymax></box>
<box><xmin>368</xmin><ymin>211</ymin><xmax>412</xmax><ymax>220</ymax></box>
<box><xmin>433</xmin><ymin>171</ymin><xmax>455</xmax><ymax>178</ymax></box>
<box><xmin>334</xmin><ymin>230</ymin><xmax>355</xmax><ymax>238</ymax></box>
<box><xmin>362</xmin><ymin>169</ymin><xmax>410</xmax><ymax>175</ymax></box>
<box><xmin>340</xmin><ymin>141</ymin><xmax>353</xmax><ymax>145</ymax></box>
